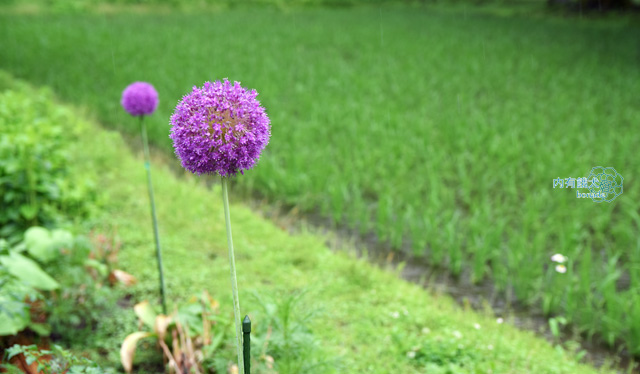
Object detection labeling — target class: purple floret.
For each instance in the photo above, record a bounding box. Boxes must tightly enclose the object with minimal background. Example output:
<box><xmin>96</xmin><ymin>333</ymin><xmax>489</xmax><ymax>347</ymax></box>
<box><xmin>170</xmin><ymin>79</ymin><xmax>271</xmax><ymax>177</ymax></box>
<box><xmin>121</xmin><ymin>82</ymin><xmax>159</xmax><ymax>116</ymax></box>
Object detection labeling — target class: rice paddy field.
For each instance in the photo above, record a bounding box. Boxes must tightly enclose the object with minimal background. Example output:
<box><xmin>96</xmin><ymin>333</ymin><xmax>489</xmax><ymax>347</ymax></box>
<box><xmin>1</xmin><ymin>1</ymin><xmax>640</xmax><ymax>358</ymax></box>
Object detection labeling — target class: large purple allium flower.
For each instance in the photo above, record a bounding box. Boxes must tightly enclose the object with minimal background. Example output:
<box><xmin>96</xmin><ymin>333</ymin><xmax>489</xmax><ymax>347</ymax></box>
<box><xmin>121</xmin><ymin>82</ymin><xmax>159</xmax><ymax>116</ymax></box>
<box><xmin>170</xmin><ymin>79</ymin><xmax>271</xmax><ymax>177</ymax></box>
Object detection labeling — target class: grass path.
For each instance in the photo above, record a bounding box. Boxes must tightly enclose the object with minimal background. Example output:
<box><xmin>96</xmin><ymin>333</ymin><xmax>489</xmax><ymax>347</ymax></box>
<box><xmin>62</xmin><ymin>87</ymin><xmax>615</xmax><ymax>374</ymax></box>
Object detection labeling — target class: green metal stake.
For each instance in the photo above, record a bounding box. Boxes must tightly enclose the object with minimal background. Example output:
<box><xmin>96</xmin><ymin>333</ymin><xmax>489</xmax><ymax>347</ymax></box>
<box><xmin>140</xmin><ymin>115</ymin><xmax>167</xmax><ymax>314</ymax></box>
<box><xmin>243</xmin><ymin>315</ymin><xmax>251</xmax><ymax>374</ymax></box>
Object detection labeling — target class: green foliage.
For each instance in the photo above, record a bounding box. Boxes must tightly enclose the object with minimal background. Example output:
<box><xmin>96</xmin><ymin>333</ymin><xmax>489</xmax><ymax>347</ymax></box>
<box><xmin>548</xmin><ymin>0</ymin><xmax>636</xmax><ymax>11</ymax></box>
<box><xmin>24</xmin><ymin>226</ymin><xmax>73</xmax><ymax>263</ymax></box>
<box><xmin>0</xmin><ymin>272</ymin><xmax>41</xmax><ymax>336</ymax></box>
<box><xmin>44</xmin><ymin>234</ymin><xmax>119</xmax><ymax>346</ymax></box>
<box><xmin>0</xmin><ymin>226</ymin><xmax>117</xmax><ymax>345</ymax></box>
<box><xmin>1</xmin><ymin>0</ymin><xmax>433</xmax><ymax>13</ymax></box>
<box><xmin>2</xmin><ymin>6</ymin><xmax>637</xmax><ymax>354</ymax></box>
<box><xmin>549</xmin><ymin>316</ymin><xmax>568</xmax><ymax>341</ymax></box>
<box><xmin>22</xmin><ymin>77</ymin><xmax>610</xmax><ymax>373</ymax></box>
<box><xmin>2</xmin><ymin>344</ymin><xmax>110</xmax><ymax>374</ymax></box>
<box><xmin>411</xmin><ymin>335</ymin><xmax>479</xmax><ymax>373</ymax></box>
<box><xmin>250</xmin><ymin>290</ymin><xmax>337</xmax><ymax>374</ymax></box>
<box><xmin>0</xmin><ymin>86</ymin><xmax>96</xmax><ymax>242</ymax></box>
<box><xmin>0</xmin><ymin>251</ymin><xmax>59</xmax><ymax>291</ymax></box>
<box><xmin>0</xmin><ymin>234</ymin><xmax>59</xmax><ymax>336</ymax></box>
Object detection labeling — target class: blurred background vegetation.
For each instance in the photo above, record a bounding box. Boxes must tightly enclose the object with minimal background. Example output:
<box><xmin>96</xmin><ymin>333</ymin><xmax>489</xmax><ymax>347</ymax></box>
<box><xmin>0</xmin><ymin>0</ymin><xmax>639</xmax><ymax>372</ymax></box>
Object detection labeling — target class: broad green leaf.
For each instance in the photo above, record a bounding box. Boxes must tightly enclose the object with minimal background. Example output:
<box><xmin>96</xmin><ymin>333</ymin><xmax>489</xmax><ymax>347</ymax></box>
<box><xmin>50</xmin><ymin>229</ymin><xmax>73</xmax><ymax>250</ymax></box>
<box><xmin>24</xmin><ymin>226</ymin><xmax>56</xmax><ymax>263</ymax></box>
<box><xmin>19</xmin><ymin>204</ymin><xmax>38</xmax><ymax>220</ymax></box>
<box><xmin>23</xmin><ymin>228</ymin><xmax>73</xmax><ymax>264</ymax></box>
<box><xmin>28</xmin><ymin>322</ymin><xmax>51</xmax><ymax>336</ymax></box>
<box><xmin>11</xmin><ymin>241</ymin><xmax>27</xmax><ymax>253</ymax></box>
<box><xmin>5</xmin><ymin>345</ymin><xmax>26</xmax><ymax>359</ymax></box>
<box><xmin>120</xmin><ymin>331</ymin><xmax>153</xmax><ymax>373</ymax></box>
<box><xmin>133</xmin><ymin>301</ymin><xmax>157</xmax><ymax>330</ymax></box>
<box><xmin>0</xmin><ymin>311</ymin><xmax>29</xmax><ymax>336</ymax></box>
<box><xmin>0</xmin><ymin>252</ymin><xmax>59</xmax><ymax>290</ymax></box>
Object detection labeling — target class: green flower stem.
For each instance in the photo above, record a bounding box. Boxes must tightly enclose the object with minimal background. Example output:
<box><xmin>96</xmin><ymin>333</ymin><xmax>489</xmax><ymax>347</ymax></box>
<box><xmin>140</xmin><ymin>115</ymin><xmax>168</xmax><ymax>315</ymax></box>
<box><xmin>221</xmin><ymin>176</ymin><xmax>245</xmax><ymax>373</ymax></box>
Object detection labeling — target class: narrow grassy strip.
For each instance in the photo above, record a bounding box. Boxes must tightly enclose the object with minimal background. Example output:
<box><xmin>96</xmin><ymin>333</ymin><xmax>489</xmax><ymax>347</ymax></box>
<box><xmin>29</xmin><ymin>81</ymin><xmax>612</xmax><ymax>373</ymax></box>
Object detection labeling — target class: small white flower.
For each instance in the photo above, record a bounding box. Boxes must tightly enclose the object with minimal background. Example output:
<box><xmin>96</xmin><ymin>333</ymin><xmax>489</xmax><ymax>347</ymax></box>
<box><xmin>406</xmin><ymin>351</ymin><xmax>416</xmax><ymax>359</ymax></box>
<box><xmin>551</xmin><ymin>254</ymin><xmax>567</xmax><ymax>263</ymax></box>
<box><xmin>474</xmin><ymin>323</ymin><xmax>481</xmax><ymax>330</ymax></box>
<box><xmin>452</xmin><ymin>330</ymin><xmax>462</xmax><ymax>339</ymax></box>
<box><xmin>421</xmin><ymin>327</ymin><xmax>431</xmax><ymax>334</ymax></box>
<box><xmin>402</xmin><ymin>308</ymin><xmax>409</xmax><ymax>316</ymax></box>
<box><xmin>487</xmin><ymin>344</ymin><xmax>494</xmax><ymax>350</ymax></box>
<box><xmin>390</xmin><ymin>311</ymin><xmax>400</xmax><ymax>319</ymax></box>
<box><xmin>496</xmin><ymin>317</ymin><xmax>504</xmax><ymax>324</ymax></box>
<box><xmin>555</xmin><ymin>264</ymin><xmax>567</xmax><ymax>274</ymax></box>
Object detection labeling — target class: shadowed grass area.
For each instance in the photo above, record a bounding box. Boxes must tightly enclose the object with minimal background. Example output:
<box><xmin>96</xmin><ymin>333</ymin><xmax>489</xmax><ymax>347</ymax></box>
<box><xmin>1</xmin><ymin>5</ymin><xmax>639</xmax><ymax>355</ymax></box>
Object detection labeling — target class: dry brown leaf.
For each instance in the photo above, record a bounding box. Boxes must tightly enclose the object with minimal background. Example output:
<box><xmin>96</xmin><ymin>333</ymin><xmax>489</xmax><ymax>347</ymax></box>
<box><xmin>109</xmin><ymin>269</ymin><xmax>137</xmax><ymax>286</ymax></box>
<box><xmin>265</xmin><ymin>355</ymin><xmax>275</xmax><ymax>369</ymax></box>
<box><xmin>202</xmin><ymin>290</ymin><xmax>220</xmax><ymax>311</ymax></box>
<box><xmin>228</xmin><ymin>364</ymin><xmax>239</xmax><ymax>374</ymax></box>
<box><xmin>172</xmin><ymin>328</ymin><xmax>182</xmax><ymax>369</ymax></box>
<box><xmin>154</xmin><ymin>315</ymin><xmax>172</xmax><ymax>341</ymax></box>
<box><xmin>120</xmin><ymin>331</ymin><xmax>152</xmax><ymax>373</ymax></box>
<box><xmin>133</xmin><ymin>301</ymin><xmax>157</xmax><ymax>330</ymax></box>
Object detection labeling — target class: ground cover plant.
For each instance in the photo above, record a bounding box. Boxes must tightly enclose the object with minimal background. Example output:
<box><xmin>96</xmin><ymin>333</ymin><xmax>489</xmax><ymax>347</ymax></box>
<box><xmin>0</xmin><ymin>80</ymin><xmax>96</xmax><ymax>243</ymax></box>
<box><xmin>0</xmin><ymin>1</ymin><xmax>639</xmax><ymax>360</ymax></box>
<box><xmin>5</xmin><ymin>72</ymin><xmax>612</xmax><ymax>373</ymax></box>
<box><xmin>0</xmin><ymin>78</ymin><xmax>114</xmax><ymax>353</ymax></box>
<box><xmin>0</xmin><ymin>78</ymin><xmax>132</xmax><ymax>374</ymax></box>
<box><xmin>3</xmin><ymin>344</ymin><xmax>106</xmax><ymax>374</ymax></box>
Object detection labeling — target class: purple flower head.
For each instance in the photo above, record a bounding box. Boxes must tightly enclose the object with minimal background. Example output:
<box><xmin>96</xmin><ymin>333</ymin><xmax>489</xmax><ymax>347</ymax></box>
<box><xmin>121</xmin><ymin>82</ymin><xmax>159</xmax><ymax>116</ymax></box>
<box><xmin>170</xmin><ymin>79</ymin><xmax>271</xmax><ymax>177</ymax></box>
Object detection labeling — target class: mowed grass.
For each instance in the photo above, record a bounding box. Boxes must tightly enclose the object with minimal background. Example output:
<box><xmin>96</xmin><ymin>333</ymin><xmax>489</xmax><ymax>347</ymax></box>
<box><xmin>1</xmin><ymin>5</ymin><xmax>639</xmax><ymax>354</ymax></box>
<box><xmin>7</xmin><ymin>72</ymin><xmax>611</xmax><ymax>374</ymax></box>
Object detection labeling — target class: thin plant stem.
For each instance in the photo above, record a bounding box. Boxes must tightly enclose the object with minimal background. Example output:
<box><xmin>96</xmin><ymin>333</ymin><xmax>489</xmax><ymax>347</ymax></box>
<box><xmin>140</xmin><ymin>115</ymin><xmax>168</xmax><ymax>314</ymax></box>
<box><xmin>221</xmin><ymin>176</ymin><xmax>244</xmax><ymax>373</ymax></box>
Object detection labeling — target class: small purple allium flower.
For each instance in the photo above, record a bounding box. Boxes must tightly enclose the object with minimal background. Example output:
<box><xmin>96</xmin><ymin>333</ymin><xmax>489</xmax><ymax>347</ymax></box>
<box><xmin>121</xmin><ymin>82</ymin><xmax>159</xmax><ymax>116</ymax></box>
<box><xmin>170</xmin><ymin>79</ymin><xmax>271</xmax><ymax>177</ymax></box>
